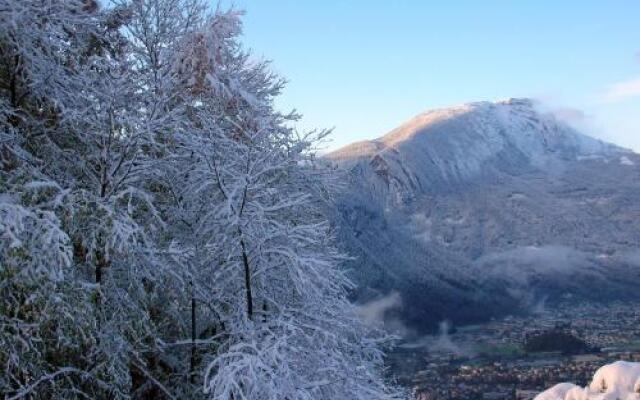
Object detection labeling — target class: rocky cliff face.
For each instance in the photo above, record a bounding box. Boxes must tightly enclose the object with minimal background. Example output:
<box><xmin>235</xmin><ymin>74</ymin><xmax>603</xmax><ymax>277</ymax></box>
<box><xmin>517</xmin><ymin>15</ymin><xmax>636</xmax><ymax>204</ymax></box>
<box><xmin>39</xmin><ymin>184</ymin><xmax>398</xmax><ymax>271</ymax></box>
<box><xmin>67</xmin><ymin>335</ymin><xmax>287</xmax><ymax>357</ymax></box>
<box><xmin>327</xmin><ymin>99</ymin><xmax>640</xmax><ymax>334</ymax></box>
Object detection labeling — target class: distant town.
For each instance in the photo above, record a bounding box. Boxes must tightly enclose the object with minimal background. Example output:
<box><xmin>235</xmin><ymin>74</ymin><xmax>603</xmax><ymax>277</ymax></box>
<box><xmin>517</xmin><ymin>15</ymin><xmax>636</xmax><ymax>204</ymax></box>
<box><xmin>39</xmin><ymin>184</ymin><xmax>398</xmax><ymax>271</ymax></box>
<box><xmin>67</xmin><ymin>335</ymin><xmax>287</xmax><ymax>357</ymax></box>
<box><xmin>388</xmin><ymin>302</ymin><xmax>640</xmax><ymax>400</ymax></box>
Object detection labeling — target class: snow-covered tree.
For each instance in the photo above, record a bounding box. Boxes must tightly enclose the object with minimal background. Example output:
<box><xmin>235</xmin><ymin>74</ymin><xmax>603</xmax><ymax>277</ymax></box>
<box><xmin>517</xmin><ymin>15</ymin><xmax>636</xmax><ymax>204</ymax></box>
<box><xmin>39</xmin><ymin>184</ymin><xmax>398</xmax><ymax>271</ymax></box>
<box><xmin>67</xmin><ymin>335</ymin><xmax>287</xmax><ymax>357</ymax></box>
<box><xmin>169</xmin><ymin>13</ymin><xmax>401</xmax><ymax>399</ymax></box>
<box><xmin>0</xmin><ymin>0</ymin><xmax>175</xmax><ymax>396</ymax></box>
<box><xmin>1</xmin><ymin>1</ymin><xmax>103</xmax><ymax>397</ymax></box>
<box><xmin>0</xmin><ymin>1</ymin><xmax>402</xmax><ymax>398</ymax></box>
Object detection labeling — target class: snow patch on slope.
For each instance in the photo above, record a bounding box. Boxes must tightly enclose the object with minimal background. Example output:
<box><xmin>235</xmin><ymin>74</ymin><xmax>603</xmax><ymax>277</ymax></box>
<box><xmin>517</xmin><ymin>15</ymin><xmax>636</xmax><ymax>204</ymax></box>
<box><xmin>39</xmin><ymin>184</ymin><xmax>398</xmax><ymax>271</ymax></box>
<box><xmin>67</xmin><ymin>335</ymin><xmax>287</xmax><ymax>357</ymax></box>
<box><xmin>620</xmin><ymin>155</ymin><xmax>635</xmax><ymax>166</ymax></box>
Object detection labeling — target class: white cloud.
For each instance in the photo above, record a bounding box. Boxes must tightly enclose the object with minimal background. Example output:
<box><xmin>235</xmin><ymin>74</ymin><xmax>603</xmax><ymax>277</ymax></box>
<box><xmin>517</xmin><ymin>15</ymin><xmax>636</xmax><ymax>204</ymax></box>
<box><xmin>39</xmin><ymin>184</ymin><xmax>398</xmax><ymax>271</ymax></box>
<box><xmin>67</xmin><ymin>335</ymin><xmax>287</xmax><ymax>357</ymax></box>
<box><xmin>601</xmin><ymin>76</ymin><xmax>640</xmax><ymax>103</ymax></box>
<box><xmin>355</xmin><ymin>292</ymin><xmax>402</xmax><ymax>329</ymax></box>
<box><xmin>550</xmin><ymin>106</ymin><xmax>586</xmax><ymax>123</ymax></box>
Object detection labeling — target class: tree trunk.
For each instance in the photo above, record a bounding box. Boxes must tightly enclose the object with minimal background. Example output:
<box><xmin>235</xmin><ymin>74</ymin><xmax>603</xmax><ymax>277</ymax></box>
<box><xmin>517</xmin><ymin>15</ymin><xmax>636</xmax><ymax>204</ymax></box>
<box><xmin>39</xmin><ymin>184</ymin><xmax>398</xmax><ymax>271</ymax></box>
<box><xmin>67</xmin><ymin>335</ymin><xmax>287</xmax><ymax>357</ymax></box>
<box><xmin>262</xmin><ymin>302</ymin><xmax>267</xmax><ymax>323</ymax></box>
<box><xmin>190</xmin><ymin>282</ymin><xmax>196</xmax><ymax>384</ymax></box>
<box><xmin>94</xmin><ymin>247</ymin><xmax>107</xmax><ymax>344</ymax></box>
<box><xmin>95</xmin><ymin>249</ymin><xmax>106</xmax><ymax>307</ymax></box>
<box><xmin>240</xmin><ymin>238</ymin><xmax>253</xmax><ymax>320</ymax></box>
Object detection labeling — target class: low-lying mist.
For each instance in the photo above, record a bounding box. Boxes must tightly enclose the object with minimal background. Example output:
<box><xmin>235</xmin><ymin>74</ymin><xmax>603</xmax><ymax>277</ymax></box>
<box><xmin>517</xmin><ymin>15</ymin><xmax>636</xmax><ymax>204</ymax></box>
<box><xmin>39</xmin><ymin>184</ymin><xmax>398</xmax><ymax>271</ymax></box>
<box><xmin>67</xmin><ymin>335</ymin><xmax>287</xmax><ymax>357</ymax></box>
<box><xmin>355</xmin><ymin>245</ymin><xmax>640</xmax><ymax>338</ymax></box>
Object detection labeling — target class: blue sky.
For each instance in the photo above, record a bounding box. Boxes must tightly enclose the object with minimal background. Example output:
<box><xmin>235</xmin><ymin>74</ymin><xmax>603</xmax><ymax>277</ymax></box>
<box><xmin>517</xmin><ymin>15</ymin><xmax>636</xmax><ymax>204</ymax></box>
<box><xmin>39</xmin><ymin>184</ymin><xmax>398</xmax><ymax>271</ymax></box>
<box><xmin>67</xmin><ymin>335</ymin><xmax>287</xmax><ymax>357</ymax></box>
<box><xmin>225</xmin><ymin>1</ymin><xmax>640</xmax><ymax>151</ymax></box>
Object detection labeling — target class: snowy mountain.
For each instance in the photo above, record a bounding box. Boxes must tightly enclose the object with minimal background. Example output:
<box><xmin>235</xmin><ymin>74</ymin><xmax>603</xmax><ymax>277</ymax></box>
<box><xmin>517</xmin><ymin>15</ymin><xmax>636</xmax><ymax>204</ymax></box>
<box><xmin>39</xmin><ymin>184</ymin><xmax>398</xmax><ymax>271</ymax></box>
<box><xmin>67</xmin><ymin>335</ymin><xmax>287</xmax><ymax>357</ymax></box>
<box><xmin>326</xmin><ymin>98</ymin><xmax>640</xmax><ymax>334</ymax></box>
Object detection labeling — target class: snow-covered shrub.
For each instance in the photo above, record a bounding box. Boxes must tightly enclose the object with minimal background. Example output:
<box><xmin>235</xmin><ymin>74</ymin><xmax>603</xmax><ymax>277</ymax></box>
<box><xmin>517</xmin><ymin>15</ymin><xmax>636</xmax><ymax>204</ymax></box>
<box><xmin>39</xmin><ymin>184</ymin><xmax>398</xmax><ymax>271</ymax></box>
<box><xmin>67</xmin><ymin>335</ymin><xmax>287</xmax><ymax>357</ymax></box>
<box><xmin>535</xmin><ymin>361</ymin><xmax>640</xmax><ymax>400</ymax></box>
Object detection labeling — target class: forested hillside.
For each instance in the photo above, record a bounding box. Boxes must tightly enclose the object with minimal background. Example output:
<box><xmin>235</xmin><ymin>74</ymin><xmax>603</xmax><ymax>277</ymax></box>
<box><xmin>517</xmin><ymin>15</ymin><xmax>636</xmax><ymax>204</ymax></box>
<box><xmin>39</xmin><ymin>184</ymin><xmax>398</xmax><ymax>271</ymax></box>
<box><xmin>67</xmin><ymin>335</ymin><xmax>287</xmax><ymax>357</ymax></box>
<box><xmin>327</xmin><ymin>99</ymin><xmax>640</xmax><ymax>332</ymax></box>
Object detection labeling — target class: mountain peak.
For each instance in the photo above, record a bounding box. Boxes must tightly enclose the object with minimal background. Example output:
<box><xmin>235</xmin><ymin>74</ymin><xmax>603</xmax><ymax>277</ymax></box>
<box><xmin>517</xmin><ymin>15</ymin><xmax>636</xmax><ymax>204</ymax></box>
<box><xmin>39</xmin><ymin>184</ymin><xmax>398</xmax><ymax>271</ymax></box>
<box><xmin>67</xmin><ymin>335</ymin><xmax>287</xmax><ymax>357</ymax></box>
<box><xmin>327</xmin><ymin>99</ymin><xmax>624</xmax><ymax>179</ymax></box>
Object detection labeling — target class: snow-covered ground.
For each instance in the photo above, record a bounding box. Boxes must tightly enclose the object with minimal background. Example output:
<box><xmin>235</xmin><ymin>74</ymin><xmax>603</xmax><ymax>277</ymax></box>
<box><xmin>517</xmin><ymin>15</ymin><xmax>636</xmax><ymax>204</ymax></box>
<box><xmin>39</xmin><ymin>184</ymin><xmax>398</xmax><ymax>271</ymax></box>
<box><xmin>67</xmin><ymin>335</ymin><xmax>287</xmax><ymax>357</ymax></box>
<box><xmin>535</xmin><ymin>361</ymin><xmax>640</xmax><ymax>399</ymax></box>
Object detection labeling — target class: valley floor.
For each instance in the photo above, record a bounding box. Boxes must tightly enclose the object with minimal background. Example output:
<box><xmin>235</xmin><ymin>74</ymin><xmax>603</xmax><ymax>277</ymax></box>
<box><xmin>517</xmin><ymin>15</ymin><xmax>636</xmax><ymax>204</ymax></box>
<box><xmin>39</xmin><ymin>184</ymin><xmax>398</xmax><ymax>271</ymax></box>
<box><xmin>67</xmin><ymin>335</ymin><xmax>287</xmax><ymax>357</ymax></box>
<box><xmin>387</xmin><ymin>302</ymin><xmax>640</xmax><ymax>399</ymax></box>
